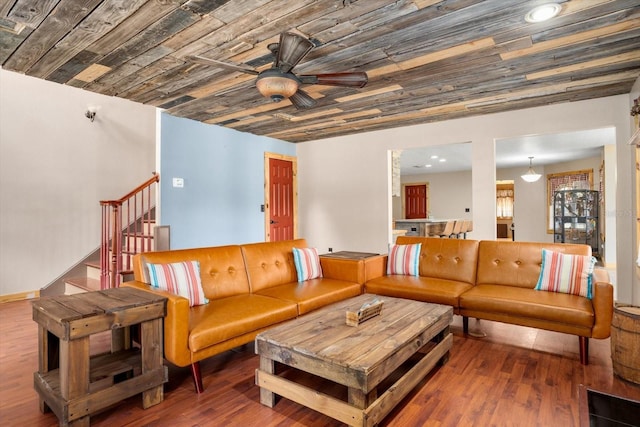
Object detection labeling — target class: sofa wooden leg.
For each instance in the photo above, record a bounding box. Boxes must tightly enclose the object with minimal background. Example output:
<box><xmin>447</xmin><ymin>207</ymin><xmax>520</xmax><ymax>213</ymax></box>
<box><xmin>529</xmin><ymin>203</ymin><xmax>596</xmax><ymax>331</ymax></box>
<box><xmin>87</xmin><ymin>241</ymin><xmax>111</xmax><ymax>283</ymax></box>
<box><xmin>462</xmin><ymin>316</ymin><xmax>469</xmax><ymax>334</ymax></box>
<box><xmin>191</xmin><ymin>362</ymin><xmax>204</xmax><ymax>393</ymax></box>
<box><xmin>579</xmin><ymin>337</ymin><xmax>589</xmax><ymax>365</ymax></box>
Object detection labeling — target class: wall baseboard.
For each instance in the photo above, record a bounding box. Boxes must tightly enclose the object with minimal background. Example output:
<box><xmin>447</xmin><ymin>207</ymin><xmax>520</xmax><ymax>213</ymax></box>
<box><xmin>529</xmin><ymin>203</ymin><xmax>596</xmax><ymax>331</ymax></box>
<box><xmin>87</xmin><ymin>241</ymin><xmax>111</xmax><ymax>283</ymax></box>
<box><xmin>0</xmin><ymin>290</ymin><xmax>39</xmax><ymax>303</ymax></box>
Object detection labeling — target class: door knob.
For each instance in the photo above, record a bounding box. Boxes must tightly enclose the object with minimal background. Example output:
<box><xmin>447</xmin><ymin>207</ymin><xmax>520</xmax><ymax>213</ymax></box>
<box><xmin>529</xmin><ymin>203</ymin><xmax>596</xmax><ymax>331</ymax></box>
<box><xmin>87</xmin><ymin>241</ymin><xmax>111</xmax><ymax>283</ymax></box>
<box><xmin>270</xmin><ymin>219</ymin><xmax>278</xmax><ymax>224</ymax></box>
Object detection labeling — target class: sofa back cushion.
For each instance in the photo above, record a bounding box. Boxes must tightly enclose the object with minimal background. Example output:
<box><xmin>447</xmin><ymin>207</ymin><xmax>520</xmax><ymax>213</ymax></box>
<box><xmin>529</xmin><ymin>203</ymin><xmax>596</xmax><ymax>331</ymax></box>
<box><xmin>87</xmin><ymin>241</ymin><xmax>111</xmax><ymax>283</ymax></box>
<box><xmin>395</xmin><ymin>236</ymin><xmax>479</xmax><ymax>285</ymax></box>
<box><xmin>133</xmin><ymin>245</ymin><xmax>250</xmax><ymax>299</ymax></box>
<box><xmin>241</xmin><ymin>239</ymin><xmax>306</xmax><ymax>292</ymax></box>
<box><xmin>476</xmin><ymin>240</ymin><xmax>591</xmax><ymax>289</ymax></box>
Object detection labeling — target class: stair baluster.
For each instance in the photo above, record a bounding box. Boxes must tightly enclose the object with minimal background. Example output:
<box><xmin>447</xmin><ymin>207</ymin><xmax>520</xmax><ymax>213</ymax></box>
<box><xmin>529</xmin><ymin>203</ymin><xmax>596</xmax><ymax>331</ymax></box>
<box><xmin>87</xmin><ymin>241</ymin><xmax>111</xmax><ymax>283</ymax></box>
<box><xmin>100</xmin><ymin>174</ymin><xmax>159</xmax><ymax>289</ymax></box>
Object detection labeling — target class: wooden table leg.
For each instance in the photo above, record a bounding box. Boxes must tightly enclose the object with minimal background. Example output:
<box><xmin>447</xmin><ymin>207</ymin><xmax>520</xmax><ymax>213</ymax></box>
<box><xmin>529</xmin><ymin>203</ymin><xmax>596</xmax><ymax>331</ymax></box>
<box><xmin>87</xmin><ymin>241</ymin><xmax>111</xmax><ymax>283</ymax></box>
<box><xmin>60</xmin><ymin>337</ymin><xmax>90</xmax><ymax>427</ymax></box>
<box><xmin>259</xmin><ymin>356</ymin><xmax>276</xmax><ymax>407</ymax></box>
<box><xmin>348</xmin><ymin>387</ymin><xmax>377</xmax><ymax>410</ymax></box>
<box><xmin>111</xmin><ymin>325</ymin><xmax>131</xmax><ymax>352</ymax></box>
<box><xmin>37</xmin><ymin>326</ymin><xmax>58</xmax><ymax>413</ymax></box>
<box><xmin>141</xmin><ymin>318</ymin><xmax>164</xmax><ymax>408</ymax></box>
<box><xmin>434</xmin><ymin>325</ymin><xmax>451</xmax><ymax>365</ymax></box>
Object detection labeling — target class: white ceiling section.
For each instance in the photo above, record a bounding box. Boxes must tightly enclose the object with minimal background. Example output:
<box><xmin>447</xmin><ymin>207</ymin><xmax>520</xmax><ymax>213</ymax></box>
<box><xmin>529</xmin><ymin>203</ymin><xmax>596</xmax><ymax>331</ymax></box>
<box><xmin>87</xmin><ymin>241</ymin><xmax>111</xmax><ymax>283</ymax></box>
<box><xmin>400</xmin><ymin>127</ymin><xmax>615</xmax><ymax>175</ymax></box>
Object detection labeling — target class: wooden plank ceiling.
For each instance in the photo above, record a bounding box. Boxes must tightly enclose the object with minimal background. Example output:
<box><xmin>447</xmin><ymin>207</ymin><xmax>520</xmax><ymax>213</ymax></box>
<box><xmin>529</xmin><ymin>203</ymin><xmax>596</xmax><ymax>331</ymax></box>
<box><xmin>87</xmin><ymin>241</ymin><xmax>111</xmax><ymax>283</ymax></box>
<box><xmin>1</xmin><ymin>0</ymin><xmax>639</xmax><ymax>143</ymax></box>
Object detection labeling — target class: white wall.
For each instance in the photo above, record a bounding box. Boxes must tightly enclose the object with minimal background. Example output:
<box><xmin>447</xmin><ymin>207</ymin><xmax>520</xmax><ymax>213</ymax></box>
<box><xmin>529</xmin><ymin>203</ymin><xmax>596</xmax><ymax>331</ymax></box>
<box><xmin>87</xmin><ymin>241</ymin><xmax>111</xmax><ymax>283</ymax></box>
<box><xmin>397</xmin><ymin>170</ymin><xmax>473</xmax><ymax>220</ymax></box>
<box><xmin>629</xmin><ymin>77</ymin><xmax>640</xmax><ymax>306</ymax></box>
<box><xmin>0</xmin><ymin>68</ymin><xmax>156</xmax><ymax>297</ymax></box>
<box><xmin>297</xmin><ymin>95</ymin><xmax>633</xmax><ymax>301</ymax></box>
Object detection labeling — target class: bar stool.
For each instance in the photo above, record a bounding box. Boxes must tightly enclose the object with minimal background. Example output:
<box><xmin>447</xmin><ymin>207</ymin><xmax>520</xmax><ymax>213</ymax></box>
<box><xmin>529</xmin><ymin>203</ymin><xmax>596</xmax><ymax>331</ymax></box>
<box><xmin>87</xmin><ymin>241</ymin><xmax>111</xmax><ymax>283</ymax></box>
<box><xmin>450</xmin><ymin>220</ymin><xmax>464</xmax><ymax>238</ymax></box>
<box><xmin>431</xmin><ymin>220</ymin><xmax>455</xmax><ymax>238</ymax></box>
<box><xmin>457</xmin><ymin>220</ymin><xmax>472</xmax><ymax>239</ymax></box>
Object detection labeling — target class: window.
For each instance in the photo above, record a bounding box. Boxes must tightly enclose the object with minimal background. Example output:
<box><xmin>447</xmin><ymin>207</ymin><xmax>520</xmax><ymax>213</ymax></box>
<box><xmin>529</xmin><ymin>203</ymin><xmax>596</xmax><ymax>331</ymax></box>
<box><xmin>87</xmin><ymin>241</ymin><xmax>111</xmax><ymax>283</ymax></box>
<box><xmin>546</xmin><ymin>169</ymin><xmax>593</xmax><ymax>232</ymax></box>
<box><xmin>497</xmin><ymin>189</ymin><xmax>514</xmax><ymax>218</ymax></box>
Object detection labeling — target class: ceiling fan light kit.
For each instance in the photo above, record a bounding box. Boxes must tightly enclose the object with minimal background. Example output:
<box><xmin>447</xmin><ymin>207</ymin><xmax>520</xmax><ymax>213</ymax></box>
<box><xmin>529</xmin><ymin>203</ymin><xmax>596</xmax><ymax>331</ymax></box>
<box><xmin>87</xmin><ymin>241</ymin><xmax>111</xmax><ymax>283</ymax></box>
<box><xmin>256</xmin><ymin>69</ymin><xmax>300</xmax><ymax>102</ymax></box>
<box><xmin>191</xmin><ymin>32</ymin><xmax>368</xmax><ymax>109</ymax></box>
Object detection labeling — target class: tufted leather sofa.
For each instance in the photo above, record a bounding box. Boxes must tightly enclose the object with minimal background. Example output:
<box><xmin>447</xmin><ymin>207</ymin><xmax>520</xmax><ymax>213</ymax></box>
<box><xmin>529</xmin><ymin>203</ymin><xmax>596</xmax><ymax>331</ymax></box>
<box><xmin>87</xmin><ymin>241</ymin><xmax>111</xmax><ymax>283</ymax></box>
<box><xmin>121</xmin><ymin>238</ymin><xmax>363</xmax><ymax>393</ymax></box>
<box><xmin>364</xmin><ymin>236</ymin><xmax>614</xmax><ymax>365</ymax></box>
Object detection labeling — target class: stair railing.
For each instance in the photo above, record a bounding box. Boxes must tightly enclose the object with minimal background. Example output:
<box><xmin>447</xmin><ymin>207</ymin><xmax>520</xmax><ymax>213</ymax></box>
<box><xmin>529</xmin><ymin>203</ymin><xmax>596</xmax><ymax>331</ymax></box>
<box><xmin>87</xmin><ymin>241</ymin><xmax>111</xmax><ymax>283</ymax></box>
<box><xmin>100</xmin><ymin>173</ymin><xmax>159</xmax><ymax>289</ymax></box>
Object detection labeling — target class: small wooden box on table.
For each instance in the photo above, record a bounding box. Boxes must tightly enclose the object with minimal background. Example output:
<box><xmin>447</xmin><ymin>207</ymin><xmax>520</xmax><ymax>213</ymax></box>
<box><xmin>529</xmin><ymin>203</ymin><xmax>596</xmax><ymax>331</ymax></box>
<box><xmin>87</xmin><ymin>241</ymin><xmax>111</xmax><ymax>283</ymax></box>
<box><xmin>255</xmin><ymin>294</ymin><xmax>453</xmax><ymax>427</ymax></box>
<box><xmin>32</xmin><ymin>287</ymin><xmax>168</xmax><ymax>426</ymax></box>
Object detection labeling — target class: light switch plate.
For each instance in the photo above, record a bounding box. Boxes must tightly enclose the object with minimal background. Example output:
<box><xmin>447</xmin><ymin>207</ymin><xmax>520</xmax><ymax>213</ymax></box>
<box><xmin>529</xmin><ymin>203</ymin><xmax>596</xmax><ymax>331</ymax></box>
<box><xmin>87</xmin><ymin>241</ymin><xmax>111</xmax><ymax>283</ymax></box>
<box><xmin>172</xmin><ymin>177</ymin><xmax>184</xmax><ymax>188</ymax></box>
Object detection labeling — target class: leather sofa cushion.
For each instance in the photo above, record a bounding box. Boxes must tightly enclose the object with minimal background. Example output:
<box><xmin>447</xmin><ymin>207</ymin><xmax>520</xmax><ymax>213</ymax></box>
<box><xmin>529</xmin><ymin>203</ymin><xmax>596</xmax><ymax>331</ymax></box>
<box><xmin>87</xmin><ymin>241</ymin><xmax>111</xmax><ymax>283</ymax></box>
<box><xmin>188</xmin><ymin>294</ymin><xmax>298</xmax><ymax>352</ymax></box>
<box><xmin>242</xmin><ymin>239</ymin><xmax>307</xmax><ymax>292</ymax></box>
<box><xmin>476</xmin><ymin>240</ymin><xmax>591</xmax><ymax>289</ymax></box>
<box><xmin>255</xmin><ymin>278</ymin><xmax>362</xmax><ymax>315</ymax></box>
<box><xmin>135</xmin><ymin>245</ymin><xmax>251</xmax><ymax>300</ymax></box>
<box><xmin>365</xmin><ymin>275</ymin><xmax>473</xmax><ymax>308</ymax></box>
<box><xmin>396</xmin><ymin>236</ymin><xmax>479</xmax><ymax>285</ymax></box>
<box><xmin>460</xmin><ymin>284</ymin><xmax>594</xmax><ymax>328</ymax></box>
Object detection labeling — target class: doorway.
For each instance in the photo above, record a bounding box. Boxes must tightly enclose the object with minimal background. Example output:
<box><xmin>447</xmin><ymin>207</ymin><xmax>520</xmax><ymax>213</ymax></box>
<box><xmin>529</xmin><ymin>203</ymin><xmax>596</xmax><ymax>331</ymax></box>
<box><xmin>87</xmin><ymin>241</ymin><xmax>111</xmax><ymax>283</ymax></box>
<box><xmin>496</xmin><ymin>180</ymin><xmax>514</xmax><ymax>240</ymax></box>
<box><xmin>264</xmin><ymin>153</ymin><xmax>298</xmax><ymax>242</ymax></box>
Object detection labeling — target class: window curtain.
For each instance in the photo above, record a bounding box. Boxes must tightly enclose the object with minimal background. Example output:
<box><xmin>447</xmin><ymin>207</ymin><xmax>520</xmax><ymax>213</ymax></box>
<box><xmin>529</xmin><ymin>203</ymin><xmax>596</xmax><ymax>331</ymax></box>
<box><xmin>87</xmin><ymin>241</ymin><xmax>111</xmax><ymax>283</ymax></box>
<box><xmin>497</xmin><ymin>189</ymin><xmax>514</xmax><ymax>218</ymax></box>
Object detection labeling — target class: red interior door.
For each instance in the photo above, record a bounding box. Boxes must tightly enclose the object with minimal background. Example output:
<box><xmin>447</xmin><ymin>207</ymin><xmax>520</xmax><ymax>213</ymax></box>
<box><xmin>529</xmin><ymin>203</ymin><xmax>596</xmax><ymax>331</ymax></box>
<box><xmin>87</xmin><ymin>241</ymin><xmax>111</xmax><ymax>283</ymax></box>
<box><xmin>405</xmin><ymin>184</ymin><xmax>427</xmax><ymax>219</ymax></box>
<box><xmin>269</xmin><ymin>158</ymin><xmax>294</xmax><ymax>241</ymax></box>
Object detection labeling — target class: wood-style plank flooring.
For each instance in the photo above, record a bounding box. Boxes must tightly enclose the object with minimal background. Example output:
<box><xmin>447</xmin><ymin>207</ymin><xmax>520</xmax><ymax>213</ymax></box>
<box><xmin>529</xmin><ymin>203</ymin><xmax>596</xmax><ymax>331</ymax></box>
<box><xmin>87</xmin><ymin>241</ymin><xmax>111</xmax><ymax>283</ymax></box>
<box><xmin>1</xmin><ymin>299</ymin><xmax>639</xmax><ymax>426</ymax></box>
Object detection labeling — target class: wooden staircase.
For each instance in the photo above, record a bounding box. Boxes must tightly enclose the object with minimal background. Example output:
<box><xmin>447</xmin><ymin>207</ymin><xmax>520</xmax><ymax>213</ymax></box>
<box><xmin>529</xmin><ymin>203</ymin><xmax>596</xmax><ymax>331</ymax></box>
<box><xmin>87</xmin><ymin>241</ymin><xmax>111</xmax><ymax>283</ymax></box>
<box><xmin>61</xmin><ymin>175</ymin><xmax>160</xmax><ymax>295</ymax></box>
<box><xmin>63</xmin><ymin>218</ymin><xmax>156</xmax><ymax>294</ymax></box>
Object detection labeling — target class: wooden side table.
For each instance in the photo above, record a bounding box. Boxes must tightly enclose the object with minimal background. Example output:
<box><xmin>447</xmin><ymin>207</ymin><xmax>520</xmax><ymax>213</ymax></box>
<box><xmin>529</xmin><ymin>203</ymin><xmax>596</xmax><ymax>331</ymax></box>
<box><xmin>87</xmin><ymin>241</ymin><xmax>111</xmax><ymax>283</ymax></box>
<box><xmin>32</xmin><ymin>287</ymin><xmax>167</xmax><ymax>426</ymax></box>
<box><xmin>320</xmin><ymin>251</ymin><xmax>385</xmax><ymax>283</ymax></box>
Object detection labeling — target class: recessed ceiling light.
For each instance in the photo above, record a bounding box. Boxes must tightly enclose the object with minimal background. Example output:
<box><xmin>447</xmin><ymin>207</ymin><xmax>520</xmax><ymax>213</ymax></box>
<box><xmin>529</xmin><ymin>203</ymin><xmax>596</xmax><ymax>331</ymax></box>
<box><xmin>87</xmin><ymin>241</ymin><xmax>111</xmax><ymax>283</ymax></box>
<box><xmin>525</xmin><ymin>3</ymin><xmax>561</xmax><ymax>23</ymax></box>
<box><xmin>439</xmin><ymin>158</ymin><xmax>446</xmax><ymax>162</ymax></box>
<box><xmin>430</xmin><ymin>155</ymin><xmax>438</xmax><ymax>159</ymax></box>
<box><xmin>425</xmin><ymin>164</ymin><xmax>432</xmax><ymax>168</ymax></box>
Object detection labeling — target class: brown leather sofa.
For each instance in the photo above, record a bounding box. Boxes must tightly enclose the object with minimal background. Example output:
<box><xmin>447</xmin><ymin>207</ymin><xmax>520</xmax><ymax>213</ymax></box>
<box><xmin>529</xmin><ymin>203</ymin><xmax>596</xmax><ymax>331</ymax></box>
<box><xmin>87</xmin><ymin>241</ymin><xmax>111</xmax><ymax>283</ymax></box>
<box><xmin>364</xmin><ymin>236</ymin><xmax>614</xmax><ymax>365</ymax></box>
<box><xmin>121</xmin><ymin>238</ymin><xmax>363</xmax><ymax>393</ymax></box>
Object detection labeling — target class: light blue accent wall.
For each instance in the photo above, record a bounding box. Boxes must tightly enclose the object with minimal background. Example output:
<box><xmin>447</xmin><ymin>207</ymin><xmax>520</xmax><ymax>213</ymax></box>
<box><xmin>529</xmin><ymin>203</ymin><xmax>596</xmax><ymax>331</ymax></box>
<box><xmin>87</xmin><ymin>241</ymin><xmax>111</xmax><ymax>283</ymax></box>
<box><xmin>160</xmin><ymin>113</ymin><xmax>296</xmax><ymax>249</ymax></box>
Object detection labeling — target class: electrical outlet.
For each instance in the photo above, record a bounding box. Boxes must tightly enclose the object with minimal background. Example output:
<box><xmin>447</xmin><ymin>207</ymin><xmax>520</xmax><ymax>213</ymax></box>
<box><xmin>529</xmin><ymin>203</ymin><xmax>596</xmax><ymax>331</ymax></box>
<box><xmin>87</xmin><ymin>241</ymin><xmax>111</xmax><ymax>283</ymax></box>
<box><xmin>328</xmin><ymin>248</ymin><xmax>333</xmax><ymax>253</ymax></box>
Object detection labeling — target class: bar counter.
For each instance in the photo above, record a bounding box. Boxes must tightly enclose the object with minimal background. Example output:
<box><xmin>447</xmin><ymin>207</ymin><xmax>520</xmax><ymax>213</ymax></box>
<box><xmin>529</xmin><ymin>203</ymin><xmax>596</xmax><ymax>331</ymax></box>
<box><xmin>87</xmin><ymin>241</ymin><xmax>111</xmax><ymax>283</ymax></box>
<box><xmin>393</xmin><ymin>219</ymin><xmax>451</xmax><ymax>237</ymax></box>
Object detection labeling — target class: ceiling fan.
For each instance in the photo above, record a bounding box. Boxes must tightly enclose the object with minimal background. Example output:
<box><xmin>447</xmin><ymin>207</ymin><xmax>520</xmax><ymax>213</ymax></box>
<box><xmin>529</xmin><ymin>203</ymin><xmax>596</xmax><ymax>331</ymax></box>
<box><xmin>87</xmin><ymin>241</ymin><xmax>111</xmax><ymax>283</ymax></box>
<box><xmin>189</xmin><ymin>32</ymin><xmax>368</xmax><ymax>109</ymax></box>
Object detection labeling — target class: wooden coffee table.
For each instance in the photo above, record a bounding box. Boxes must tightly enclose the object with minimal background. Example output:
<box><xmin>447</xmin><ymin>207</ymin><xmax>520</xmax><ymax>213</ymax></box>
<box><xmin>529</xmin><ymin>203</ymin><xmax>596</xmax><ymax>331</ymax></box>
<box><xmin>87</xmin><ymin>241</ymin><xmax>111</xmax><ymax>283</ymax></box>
<box><xmin>255</xmin><ymin>294</ymin><xmax>453</xmax><ymax>426</ymax></box>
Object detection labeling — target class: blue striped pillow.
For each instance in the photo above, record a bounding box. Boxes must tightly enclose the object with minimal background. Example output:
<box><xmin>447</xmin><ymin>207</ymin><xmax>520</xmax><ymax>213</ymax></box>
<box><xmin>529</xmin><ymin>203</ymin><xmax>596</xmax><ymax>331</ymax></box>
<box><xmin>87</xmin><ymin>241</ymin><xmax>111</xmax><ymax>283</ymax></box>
<box><xmin>387</xmin><ymin>243</ymin><xmax>421</xmax><ymax>276</ymax></box>
<box><xmin>535</xmin><ymin>249</ymin><xmax>595</xmax><ymax>299</ymax></box>
<box><xmin>147</xmin><ymin>260</ymin><xmax>209</xmax><ymax>306</ymax></box>
<box><xmin>292</xmin><ymin>247</ymin><xmax>323</xmax><ymax>282</ymax></box>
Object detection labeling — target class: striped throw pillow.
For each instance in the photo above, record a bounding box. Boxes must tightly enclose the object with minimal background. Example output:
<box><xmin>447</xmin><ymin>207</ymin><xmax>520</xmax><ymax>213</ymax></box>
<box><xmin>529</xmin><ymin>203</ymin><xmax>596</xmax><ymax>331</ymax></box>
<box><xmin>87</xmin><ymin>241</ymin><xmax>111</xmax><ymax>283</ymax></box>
<box><xmin>535</xmin><ymin>249</ymin><xmax>596</xmax><ymax>299</ymax></box>
<box><xmin>147</xmin><ymin>260</ymin><xmax>209</xmax><ymax>306</ymax></box>
<box><xmin>387</xmin><ymin>243</ymin><xmax>421</xmax><ymax>276</ymax></box>
<box><xmin>293</xmin><ymin>247</ymin><xmax>323</xmax><ymax>282</ymax></box>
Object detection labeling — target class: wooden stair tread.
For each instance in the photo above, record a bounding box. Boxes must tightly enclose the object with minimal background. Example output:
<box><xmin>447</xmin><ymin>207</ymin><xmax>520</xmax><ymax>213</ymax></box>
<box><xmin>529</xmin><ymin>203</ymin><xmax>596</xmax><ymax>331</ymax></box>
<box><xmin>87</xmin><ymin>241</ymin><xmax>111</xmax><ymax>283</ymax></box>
<box><xmin>85</xmin><ymin>260</ymin><xmax>100</xmax><ymax>269</ymax></box>
<box><xmin>65</xmin><ymin>277</ymin><xmax>101</xmax><ymax>291</ymax></box>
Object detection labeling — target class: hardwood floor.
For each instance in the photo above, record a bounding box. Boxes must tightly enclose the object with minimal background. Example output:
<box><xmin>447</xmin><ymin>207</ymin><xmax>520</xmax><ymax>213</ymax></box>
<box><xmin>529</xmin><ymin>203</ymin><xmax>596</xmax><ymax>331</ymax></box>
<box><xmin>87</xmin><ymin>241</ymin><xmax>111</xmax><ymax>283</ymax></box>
<box><xmin>1</xmin><ymin>299</ymin><xmax>639</xmax><ymax>427</ymax></box>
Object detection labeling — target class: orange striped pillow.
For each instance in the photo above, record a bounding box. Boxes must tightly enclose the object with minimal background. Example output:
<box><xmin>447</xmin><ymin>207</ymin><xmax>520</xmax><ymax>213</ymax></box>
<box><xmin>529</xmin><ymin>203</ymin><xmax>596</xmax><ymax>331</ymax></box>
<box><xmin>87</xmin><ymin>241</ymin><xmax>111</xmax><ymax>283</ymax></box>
<box><xmin>293</xmin><ymin>247</ymin><xmax>323</xmax><ymax>282</ymax></box>
<box><xmin>147</xmin><ymin>261</ymin><xmax>209</xmax><ymax>306</ymax></box>
<box><xmin>535</xmin><ymin>249</ymin><xmax>595</xmax><ymax>299</ymax></box>
<box><xmin>387</xmin><ymin>243</ymin><xmax>421</xmax><ymax>276</ymax></box>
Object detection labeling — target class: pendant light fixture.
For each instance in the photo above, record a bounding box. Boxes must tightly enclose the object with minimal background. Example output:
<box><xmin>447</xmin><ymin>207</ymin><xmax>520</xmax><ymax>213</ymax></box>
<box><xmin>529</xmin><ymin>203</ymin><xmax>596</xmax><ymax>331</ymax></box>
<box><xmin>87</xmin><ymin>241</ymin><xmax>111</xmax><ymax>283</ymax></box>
<box><xmin>521</xmin><ymin>156</ymin><xmax>542</xmax><ymax>182</ymax></box>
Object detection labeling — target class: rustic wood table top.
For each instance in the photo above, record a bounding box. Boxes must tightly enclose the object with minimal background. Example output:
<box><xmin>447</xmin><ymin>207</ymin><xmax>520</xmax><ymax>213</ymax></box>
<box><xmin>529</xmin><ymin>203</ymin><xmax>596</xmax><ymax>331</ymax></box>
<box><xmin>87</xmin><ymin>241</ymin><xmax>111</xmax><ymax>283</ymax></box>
<box><xmin>256</xmin><ymin>294</ymin><xmax>452</xmax><ymax>391</ymax></box>
<box><xmin>319</xmin><ymin>251</ymin><xmax>380</xmax><ymax>259</ymax></box>
<box><xmin>32</xmin><ymin>287</ymin><xmax>167</xmax><ymax>339</ymax></box>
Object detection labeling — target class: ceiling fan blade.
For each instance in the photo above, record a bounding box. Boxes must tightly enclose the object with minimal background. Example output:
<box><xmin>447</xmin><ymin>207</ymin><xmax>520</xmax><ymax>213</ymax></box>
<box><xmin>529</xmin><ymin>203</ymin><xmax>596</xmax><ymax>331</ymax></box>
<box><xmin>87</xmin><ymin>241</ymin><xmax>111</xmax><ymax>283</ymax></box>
<box><xmin>299</xmin><ymin>72</ymin><xmax>368</xmax><ymax>88</ymax></box>
<box><xmin>188</xmin><ymin>55</ymin><xmax>259</xmax><ymax>75</ymax></box>
<box><xmin>289</xmin><ymin>89</ymin><xmax>316</xmax><ymax>110</ymax></box>
<box><xmin>275</xmin><ymin>32</ymin><xmax>314</xmax><ymax>73</ymax></box>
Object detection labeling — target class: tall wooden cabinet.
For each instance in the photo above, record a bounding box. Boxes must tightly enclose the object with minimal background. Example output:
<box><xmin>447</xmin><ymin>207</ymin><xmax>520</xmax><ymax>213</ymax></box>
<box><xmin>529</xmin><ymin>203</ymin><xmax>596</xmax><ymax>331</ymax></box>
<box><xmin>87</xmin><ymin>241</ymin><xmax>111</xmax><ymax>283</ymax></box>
<box><xmin>553</xmin><ymin>190</ymin><xmax>599</xmax><ymax>256</ymax></box>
